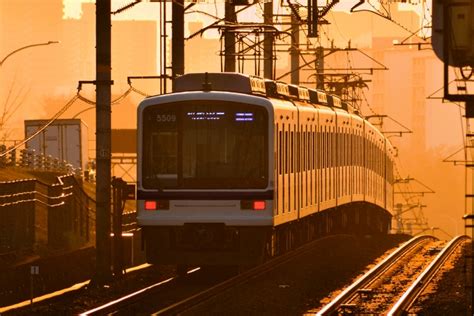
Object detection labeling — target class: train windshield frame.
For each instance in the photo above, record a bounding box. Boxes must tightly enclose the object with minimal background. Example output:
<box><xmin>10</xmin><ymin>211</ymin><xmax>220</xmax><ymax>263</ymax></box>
<box><xmin>141</xmin><ymin>100</ymin><xmax>268</xmax><ymax>189</ymax></box>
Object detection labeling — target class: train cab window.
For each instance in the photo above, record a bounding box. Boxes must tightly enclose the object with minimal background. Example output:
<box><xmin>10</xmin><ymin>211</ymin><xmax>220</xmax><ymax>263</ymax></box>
<box><xmin>148</xmin><ymin>130</ymin><xmax>178</xmax><ymax>187</ymax></box>
<box><xmin>142</xmin><ymin>101</ymin><xmax>268</xmax><ymax>189</ymax></box>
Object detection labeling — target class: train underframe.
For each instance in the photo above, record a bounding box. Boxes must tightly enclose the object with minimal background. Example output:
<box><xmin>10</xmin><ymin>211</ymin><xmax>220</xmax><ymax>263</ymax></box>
<box><xmin>142</xmin><ymin>202</ymin><xmax>391</xmax><ymax>269</ymax></box>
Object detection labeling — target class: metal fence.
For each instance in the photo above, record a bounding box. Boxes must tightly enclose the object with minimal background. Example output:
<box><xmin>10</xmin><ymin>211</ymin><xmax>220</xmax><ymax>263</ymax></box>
<box><xmin>0</xmin><ymin>174</ymin><xmax>96</xmax><ymax>256</ymax></box>
<box><xmin>0</xmin><ymin>145</ymin><xmax>82</xmax><ymax>176</ymax></box>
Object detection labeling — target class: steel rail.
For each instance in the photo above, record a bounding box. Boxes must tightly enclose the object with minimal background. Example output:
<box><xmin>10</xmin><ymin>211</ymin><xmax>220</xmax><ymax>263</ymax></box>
<box><xmin>387</xmin><ymin>235</ymin><xmax>470</xmax><ymax>316</ymax></box>
<box><xmin>153</xmin><ymin>235</ymin><xmax>357</xmax><ymax>315</ymax></box>
<box><xmin>78</xmin><ymin>267</ymin><xmax>200</xmax><ymax>316</ymax></box>
<box><xmin>316</xmin><ymin>235</ymin><xmax>436</xmax><ymax>316</ymax></box>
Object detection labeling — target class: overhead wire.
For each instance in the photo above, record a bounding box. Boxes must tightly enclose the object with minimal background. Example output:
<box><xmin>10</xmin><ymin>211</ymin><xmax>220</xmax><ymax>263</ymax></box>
<box><xmin>0</xmin><ymin>76</ymin><xmax>154</xmax><ymax>158</ymax></box>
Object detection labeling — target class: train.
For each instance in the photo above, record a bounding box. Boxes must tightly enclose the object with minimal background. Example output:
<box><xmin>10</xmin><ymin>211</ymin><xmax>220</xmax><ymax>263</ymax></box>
<box><xmin>137</xmin><ymin>72</ymin><xmax>395</xmax><ymax>272</ymax></box>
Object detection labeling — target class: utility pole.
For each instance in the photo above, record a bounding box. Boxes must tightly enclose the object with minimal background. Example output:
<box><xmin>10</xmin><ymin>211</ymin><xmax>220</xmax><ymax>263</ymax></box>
<box><xmin>290</xmin><ymin>7</ymin><xmax>299</xmax><ymax>85</ymax></box>
<box><xmin>224</xmin><ymin>2</ymin><xmax>236</xmax><ymax>72</ymax></box>
<box><xmin>95</xmin><ymin>0</ymin><xmax>112</xmax><ymax>284</ymax></box>
<box><xmin>172</xmin><ymin>0</ymin><xmax>184</xmax><ymax>89</ymax></box>
<box><xmin>263</xmin><ymin>0</ymin><xmax>273</xmax><ymax>79</ymax></box>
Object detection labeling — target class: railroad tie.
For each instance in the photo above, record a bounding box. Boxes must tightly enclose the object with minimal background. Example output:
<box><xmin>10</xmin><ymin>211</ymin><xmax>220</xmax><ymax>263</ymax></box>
<box><xmin>357</xmin><ymin>288</ymin><xmax>374</xmax><ymax>300</ymax></box>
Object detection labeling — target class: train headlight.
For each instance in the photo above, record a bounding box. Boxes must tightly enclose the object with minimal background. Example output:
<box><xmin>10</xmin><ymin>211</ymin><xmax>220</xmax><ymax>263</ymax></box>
<box><xmin>240</xmin><ymin>200</ymin><xmax>266</xmax><ymax>211</ymax></box>
<box><xmin>253</xmin><ymin>200</ymin><xmax>266</xmax><ymax>210</ymax></box>
<box><xmin>144</xmin><ymin>200</ymin><xmax>169</xmax><ymax>210</ymax></box>
<box><xmin>145</xmin><ymin>200</ymin><xmax>157</xmax><ymax>210</ymax></box>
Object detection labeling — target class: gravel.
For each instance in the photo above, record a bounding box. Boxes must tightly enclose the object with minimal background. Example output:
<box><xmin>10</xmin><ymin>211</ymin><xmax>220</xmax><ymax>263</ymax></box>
<box><xmin>21</xmin><ymin>234</ymin><xmax>469</xmax><ymax>316</ymax></box>
<box><xmin>186</xmin><ymin>234</ymin><xmax>409</xmax><ymax>315</ymax></box>
<box><xmin>410</xmin><ymin>241</ymin><xmax>472</xmax><ymax>315</ymax></box>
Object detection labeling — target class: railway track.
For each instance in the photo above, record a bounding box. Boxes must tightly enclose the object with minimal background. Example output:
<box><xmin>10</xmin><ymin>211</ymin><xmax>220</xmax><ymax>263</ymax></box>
<box><xmin>80</xmin><ymin>235</ymin><xmax>355</xmax><ymax>315</ymax></box>
<box><xmin>316</xmin><ymin>235</ymin><xmax>469</xmax><ymax>315</ymax></box>
<box><xmin>79</xmin><ymin>267</ymin><xmax>231</xmax><ymax>316</ymax></box>
<box><xmin>388</xmin><ymin>235</ymin><xmax>470</xmax><ymax>315</ymax></box>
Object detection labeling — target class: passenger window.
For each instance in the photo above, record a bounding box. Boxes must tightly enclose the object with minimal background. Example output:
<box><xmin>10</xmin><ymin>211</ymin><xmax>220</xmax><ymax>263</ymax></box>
<box><xmin>279</xmin><ymin>129</ymin><xmax>283</xmax><ymax>175</ymax></box>
<box><xmin>289</xmin><ymin>131</ymin><xmax>294</xmax><ymax>173</ymax></box>
<box><xmin>285</xmin><ymin>130</ymin><xmax>288</xmax><ymax>174</ymax></box>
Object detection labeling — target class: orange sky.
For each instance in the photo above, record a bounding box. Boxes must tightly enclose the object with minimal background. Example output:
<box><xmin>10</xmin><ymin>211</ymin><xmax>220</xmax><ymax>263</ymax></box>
<box><xmin>0</xmin><ymin>0</ymin><xmax>465</xmax><ymax>238</ymax></box>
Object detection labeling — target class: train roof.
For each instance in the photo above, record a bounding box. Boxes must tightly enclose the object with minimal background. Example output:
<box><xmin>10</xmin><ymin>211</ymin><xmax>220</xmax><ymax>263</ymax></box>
<box><xmin>173</xmin><ymin>72</ymin><xmax>353</xmax><ymax>113</ymax></box>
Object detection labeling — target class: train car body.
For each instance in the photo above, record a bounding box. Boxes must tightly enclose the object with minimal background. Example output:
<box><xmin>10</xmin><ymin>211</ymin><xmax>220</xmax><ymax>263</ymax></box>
<box><xmin>137</xmin><ymin>73</ymin><xmax>394</xmax><ymax>268</ymax></box>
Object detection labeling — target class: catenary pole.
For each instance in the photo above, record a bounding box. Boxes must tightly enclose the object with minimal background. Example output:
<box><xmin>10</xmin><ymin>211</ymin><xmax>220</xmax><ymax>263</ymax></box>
<box><xmin>224</xmin><ymin>2</ymin><xmax>236</xmax><ymax>72</ymax></box>
<box><xmin>172</xmin><ymin>0</ymin><xmax>185</xmax><ymax>90</ymax></box>
<box><xmin>290</xmin><ymin>7</ymin><xmax>299</xmax><ymax>84</ymax></box>
<box><xmin>95</xmin><ymin>0</ymin><xmax>112</xmax><ymax>284</ymax></box>
<box><xmin>263</xmin><ymin>0</ymin><xmax>273</xmax><ymax>79</ymax></box>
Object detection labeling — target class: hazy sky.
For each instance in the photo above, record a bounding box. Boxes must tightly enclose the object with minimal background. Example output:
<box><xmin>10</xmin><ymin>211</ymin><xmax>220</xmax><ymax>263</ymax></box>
<box><xmin>62</xmin><ymin>0</ymin><xmax>429</xmax><ymax>21</ymax></box>
<box><xmin>10</xmin><ymin>0</ymin><xmax>458</xmax><ymax>237</ymax></box>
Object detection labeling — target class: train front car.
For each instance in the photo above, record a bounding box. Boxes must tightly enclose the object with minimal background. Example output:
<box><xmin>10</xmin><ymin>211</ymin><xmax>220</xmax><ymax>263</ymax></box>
<box><xmin>137</xmin><ymin>74</ymin><xmax>274</xmax><ymax>269</ymax></box>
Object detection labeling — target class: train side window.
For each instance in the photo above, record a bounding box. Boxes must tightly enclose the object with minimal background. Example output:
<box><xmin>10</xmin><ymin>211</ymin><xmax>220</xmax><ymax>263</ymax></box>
<box><xmin>321</xmin><ymin>126</ymin><xmax>328</xmax><ymax>169</ymax></box>
<box><xmin>324</xmin><ymin>128</ymin><xmax>327</xmax><ymax>169</ymax></box>
<box><xmin>311</xmin><ymin>127</ymin><xmax>314</xmax><ymax>170</ymax></box>
<box><xmin>358</xmin><ymin>134</ymin><xmax>361</xmax><ymax>167</ymax></box>
<box><xmin>345</xmin><ymin>130</ymin><xmax>347</xmax><ymax>167</ymax></box>
<box><xmin>342</xmin><ymin>130</ymin><xmax>344</xmax><ymax>167</ymax></box>
<box><xmin>332</xmin><ymin>128</ymin><xmax>335</xmax><ymax>168</ymax></box>
<box><xmin>373</xmin><ymin>141</ymin><xmax>375</xmax><ymax>173</ymax></box>
<box><xmin>327</xmin><ymin>128</ymin><xmax>330</xmax><ymax>169</ymax></box>
<box><xmin>308</xmin><ymin>129</ymin><xmax>311</xmax><ymax>170</ymax></box>
<box><xmin>328</xmin><ymin>129</ymin><xmax>331</xmax><ymax>169</ymax></box>
<box><xmin>304</xmin><ymin>126</ymin><xmax>310</xmax><ymax>171</ymax></box>
<box><xmin>285</xmin><ymin>130</ymin><xmax>288</xmax><ymax>174</ymax></box>
<box><xmin>344</xmin><ymin>130</ymin><xmax>346</xmax><ymax>167</ymax></box>
<box><xmin>317</xmin><ymin>129</ymin><xmax>320</xmax><ymax>169</ymax></box>
<box><xmin>373</xmin><ymin>141</ymin><xmax>375</xmax><ymax>172</ymax></box>
<box><xmin>369</xmin><ymin>139</ymin><xmax>372</xmax><ymax>172</ymax></box>
<box><xmin>304</xmin><ymin>128</ymin><xmax>307</xmax><ymax>171</ymax></box>
<box><xmin>318</xmin><ymin>129</ymin><xmax>321</xmax><ymax>169</ymax></box>
<box><xmin>321</xmin><ymin>129</ymin><xmax>324</xmax><ymax>169</ymax></box>
<box><xmin>342</xmin><ymin>130</ymin><xmax>345</xmax><ymax>167</ymax></box>
<box><xmin>370</xmin><ymin>140</ymin><xmax>373</xmax><ymax>172</ymax></box>
<box><xmin>343</xmin><ymin>130</ymin><xmax>346</xmax><ymax>167</ymax></box>
<box><xmin>330</xmin><ymin>127</ymin><xmax>336</xmax><ymax>168</ymax></box>
<box><xmin>336</xmin><ymin>130</ymin><xmax>339</xmax><ymax>168</ymax></box>
<box><xmin>330</xmin><ymin>128</ymin><xmax>334</xmax><ymax>168</ymax></box>
<box><xmin>276</xmin><ymin>125</ymin><xmax>279</xmax><ymax>175</ymax></box>
<box><xmin>279</xmin><ymin>129</ymin><xmax>283</xmax><ymax>175</ymax></box>
<box><xmin>341</xmin><ymin>129</ymin><xmax>344</xmax><ymax>167</ymax></box>
<box><xmin>325</xmin><ymin>128</ymin><xmax>328</xmax><ymax>169</ymax></box>
<box><xmin>301</xmin><ymin>130</ymin><xmax>305</xmax><ymax>172</ymax></box>
<box><xmin>324</xmin><ymin>129</ymin><xmax>327</xmax><ymax>169</ymax></box>
<box><xmin>357</xmin><ymin>134</ymin><xmax>360</xmax><ymax>167</ymax></box>
<box><xmin>289</xmin><ymin>131</ymin><xmax>294</xmax><ymax>173</ymax></box>
<box><xmin>312</xmin><ymin>127</ymin><xmax>315</xmax><ymax>170</ymax></box>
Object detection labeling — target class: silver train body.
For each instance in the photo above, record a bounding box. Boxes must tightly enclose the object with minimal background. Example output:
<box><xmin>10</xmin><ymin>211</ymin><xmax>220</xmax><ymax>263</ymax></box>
<box><xmin>137</xmin><ymin>73</ymin><xmax>394</xmax><ymax>267</ymax></box>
